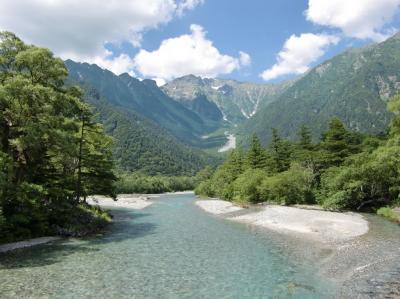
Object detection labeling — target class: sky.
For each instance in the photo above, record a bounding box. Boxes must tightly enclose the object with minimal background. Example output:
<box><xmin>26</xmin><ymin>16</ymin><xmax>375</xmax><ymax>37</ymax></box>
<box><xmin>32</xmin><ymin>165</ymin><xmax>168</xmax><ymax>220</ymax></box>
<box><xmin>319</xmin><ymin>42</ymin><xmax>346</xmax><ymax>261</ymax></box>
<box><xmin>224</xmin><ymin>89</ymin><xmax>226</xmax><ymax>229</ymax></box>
<box><xmin>0</xmin><ymin>0</ymin><xmax>400</xmax><ymax>85</ymax></box>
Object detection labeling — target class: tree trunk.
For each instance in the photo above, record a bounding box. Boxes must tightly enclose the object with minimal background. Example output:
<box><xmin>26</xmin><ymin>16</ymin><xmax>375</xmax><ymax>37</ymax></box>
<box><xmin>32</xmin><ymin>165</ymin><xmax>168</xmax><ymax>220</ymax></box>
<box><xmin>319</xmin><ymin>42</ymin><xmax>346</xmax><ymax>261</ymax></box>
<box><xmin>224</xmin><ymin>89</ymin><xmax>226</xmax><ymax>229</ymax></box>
<box><xmin>76</xmin><ymin>118</ymin><xmax>85</xmax><ymax>203</ymax></box>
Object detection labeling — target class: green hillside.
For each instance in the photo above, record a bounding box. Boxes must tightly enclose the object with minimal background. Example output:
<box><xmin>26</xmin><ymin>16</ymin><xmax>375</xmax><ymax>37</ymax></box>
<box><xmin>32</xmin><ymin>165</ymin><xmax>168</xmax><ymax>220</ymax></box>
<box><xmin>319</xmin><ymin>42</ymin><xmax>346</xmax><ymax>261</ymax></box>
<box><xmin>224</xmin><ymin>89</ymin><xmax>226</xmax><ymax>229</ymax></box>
<box><xmin>238</xmin><ymin>33</ymin><xmax>400</xmax><ymax>145</ymax></box>
<box><xmin>66</xmin><ymin>60</ymin><xmax>221</xmax><ymax>147</ymax></box>
<box><xmin>80</xmin><ymin>87</ymin><xmax>218</xmax><ymax>176</ymax></box>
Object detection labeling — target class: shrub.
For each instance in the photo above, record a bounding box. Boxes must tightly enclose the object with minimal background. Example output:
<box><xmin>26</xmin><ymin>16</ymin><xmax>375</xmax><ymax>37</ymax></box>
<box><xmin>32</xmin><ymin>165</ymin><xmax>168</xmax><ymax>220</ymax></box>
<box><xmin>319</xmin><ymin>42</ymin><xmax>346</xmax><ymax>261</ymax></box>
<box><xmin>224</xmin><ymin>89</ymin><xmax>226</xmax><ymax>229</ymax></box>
<box><xmin>258</xmin><ymin>163</ymin><xmax>315</xmax><ymax>205</ymax></box>
<box><xmin>195</xmin><ymin>180</ymin><xmax>215</xmax><ymax>198</ymax></box>
<box><xmin>377</xmin><ymin>207</ymin><xmax>400</xmax><ymax>223</ymax></box>
<box><xmin>319</xmin><ymin>147</ymin><xmax>400</xmax><ymax>210</ymax></box>
<box><xmin>231</xmin><ymin>169</ymin><xmax>266</xmax><ymax>203</ymax></box>
<box><xmin>115</xmin><ymin>172</ymin><xmax>195</xmax><ymax>194</ymax></box>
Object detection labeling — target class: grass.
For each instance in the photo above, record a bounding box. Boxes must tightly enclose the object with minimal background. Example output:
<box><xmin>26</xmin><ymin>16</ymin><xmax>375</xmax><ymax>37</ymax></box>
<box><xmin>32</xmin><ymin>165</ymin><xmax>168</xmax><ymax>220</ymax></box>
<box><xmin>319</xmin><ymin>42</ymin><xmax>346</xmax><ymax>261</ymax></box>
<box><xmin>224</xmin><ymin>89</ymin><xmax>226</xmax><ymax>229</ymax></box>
<box><xmin>377</xmin><ymin>207</ymin><xmax>400</xmax><ymax>223</ymax></box>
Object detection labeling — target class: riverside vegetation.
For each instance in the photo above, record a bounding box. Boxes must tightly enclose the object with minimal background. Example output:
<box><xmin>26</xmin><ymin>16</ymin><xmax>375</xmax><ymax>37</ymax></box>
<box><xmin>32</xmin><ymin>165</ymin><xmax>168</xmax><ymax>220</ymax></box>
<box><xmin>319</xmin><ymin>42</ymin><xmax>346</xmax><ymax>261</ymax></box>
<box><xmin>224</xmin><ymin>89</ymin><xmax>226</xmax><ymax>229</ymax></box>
<box><xmin>196</xmin><ymin>95</ymin><xmax>400</xmax><ymax>218</ymax></box>
<box><xmin>0</xmin><ymin>32</ymin><xmax>203</xmax><ymax>244</ymax></box>
<box><xmin>0</xmin><ymin>32</ymin><xmax>117</xmax><ymax>243</ymax></box>
<box><xmin>1</xmin><ymin>30</ymin><xmax>399</xmax><ymax>246</ymax></box>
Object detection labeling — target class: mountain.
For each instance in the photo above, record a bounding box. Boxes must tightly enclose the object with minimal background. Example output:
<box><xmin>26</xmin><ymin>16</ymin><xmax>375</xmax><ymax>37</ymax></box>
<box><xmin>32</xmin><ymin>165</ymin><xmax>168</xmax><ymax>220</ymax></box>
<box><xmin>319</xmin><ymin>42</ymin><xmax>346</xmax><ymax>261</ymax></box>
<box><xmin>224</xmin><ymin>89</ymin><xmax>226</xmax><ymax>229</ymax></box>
<box><xmin>238</xmin><ymin>32</ymin><xmax>400</xmax><ymax>145</ymax></box>
<box><xmin>162</xmin><ymin>75</ymin><xmax>291</xmax><ymax>124</ymax></box>
<box><xmin>74</xmin><ymin>86</ymin><xmax>217</xmax><ymax>176</ymax></box>
<box><xmin>65</xmin><ymin>60</ymin><xmax>221</xmax><ymax>147</ymax></box>
<box><xmin>65</xmin><ymin>61</ymin><xmax>221</xmax><ymax>175</ymax></box>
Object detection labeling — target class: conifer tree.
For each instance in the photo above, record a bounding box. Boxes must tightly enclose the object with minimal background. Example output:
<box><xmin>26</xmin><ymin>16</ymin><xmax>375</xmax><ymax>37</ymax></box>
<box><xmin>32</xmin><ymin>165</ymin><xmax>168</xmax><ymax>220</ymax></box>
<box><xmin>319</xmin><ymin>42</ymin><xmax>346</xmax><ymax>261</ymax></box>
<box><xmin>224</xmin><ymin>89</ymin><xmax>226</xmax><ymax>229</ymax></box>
<box><xmin>269</xmin><ymin>128</ymin><xmax>291</xmax><ymax>172</ymax></box>
<box><xmin>246</xmin><ymin>134</ymin><xmax>267</xmax><ymax>169</ymax></box>
<box><xmin>298</xmin><ymin>125</ymin><xmax>313</xmax><ymax>150</ymax></box>
<box><xmin>321</xmin><ymin>118</ymin><xmax>352</xmax><ymax>166</ymax></box>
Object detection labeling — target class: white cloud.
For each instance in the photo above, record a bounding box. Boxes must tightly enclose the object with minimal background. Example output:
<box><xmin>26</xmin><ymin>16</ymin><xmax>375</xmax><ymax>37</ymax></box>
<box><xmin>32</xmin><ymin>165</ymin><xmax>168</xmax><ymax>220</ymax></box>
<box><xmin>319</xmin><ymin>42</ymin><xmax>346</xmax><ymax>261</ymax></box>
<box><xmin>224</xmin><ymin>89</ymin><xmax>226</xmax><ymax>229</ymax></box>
<box><xmin>306</xmin><ymin>0</ymin><xmax>400</xmax><ymax>41</ymax></box>
<box><xmin>153</xmin><ymin>78</ymin><xmax>167</xmax><ymax>87</ymax></box>
<box><xmin>134</xmin><ymin>24</ymin><xmax>249</xmax><ymax>81</ymax></box>
<box><xmin>239</xmin><ymin>51</ymin><xmax>251</xmax><ymax>67</ymax></box>
<box><xmin>261</xmin><ymin>33</ymin><xmax>339</xmax><ymax>81</ymax></box>
<box><xmin>91</xmin><ymin>51</ymin><xmax>136</xmax><ymax>76</ymax></box>
<box><xmin>0</xmin><ymin>0</ymin><xmax>203</xmax><ymax>74</ymax></box>
<box><xmin>177</xmin><ymin>0</ymin><xmax>204</xmax><ymax>16</ymax></box>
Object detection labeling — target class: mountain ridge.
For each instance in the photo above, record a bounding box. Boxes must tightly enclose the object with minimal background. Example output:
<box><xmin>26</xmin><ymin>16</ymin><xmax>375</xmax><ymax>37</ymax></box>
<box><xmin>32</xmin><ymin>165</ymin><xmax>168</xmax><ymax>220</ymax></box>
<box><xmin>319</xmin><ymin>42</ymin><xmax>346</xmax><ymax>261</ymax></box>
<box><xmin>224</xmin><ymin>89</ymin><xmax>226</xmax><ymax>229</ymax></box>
<box><xmin>162</xmin><ymin>75</ymin><xmax>292</xmax><ymax>124</ymax></box>
<box><xmin>237</xmin><ymin>31</ymin><xmax>400</xmax><ymax>145</ymax></box>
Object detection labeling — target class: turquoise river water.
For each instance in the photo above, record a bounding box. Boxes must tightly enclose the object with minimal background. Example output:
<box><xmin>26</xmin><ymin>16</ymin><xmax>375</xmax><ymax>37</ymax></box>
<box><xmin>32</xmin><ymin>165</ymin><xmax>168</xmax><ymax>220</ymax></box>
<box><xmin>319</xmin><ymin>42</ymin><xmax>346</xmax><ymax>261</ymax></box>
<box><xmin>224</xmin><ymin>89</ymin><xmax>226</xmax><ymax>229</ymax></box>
<box><xmin>0</xmin><ymin>194</ymin><xmax>338</xmax><ymax>298</ymax></box>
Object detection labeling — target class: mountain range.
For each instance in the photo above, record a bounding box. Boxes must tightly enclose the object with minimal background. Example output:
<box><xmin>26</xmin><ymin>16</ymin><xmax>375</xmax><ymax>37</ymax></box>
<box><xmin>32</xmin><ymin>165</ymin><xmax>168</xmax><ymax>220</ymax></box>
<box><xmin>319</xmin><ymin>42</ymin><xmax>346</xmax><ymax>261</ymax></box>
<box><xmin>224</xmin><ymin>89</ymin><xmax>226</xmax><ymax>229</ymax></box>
<box><xmin>238</xmin><ymin>32</ymin><xmax>400</xmax><ymax>144</ymax></box>
<box><xmin>65</xmin><ymin>32</ymin><xmax>400</xmax><ymax>175</ymax></box>
<box><xmin>162</xmin><ymin>75</ymin><xmax>291</xmax><ymax>124</ymax></box>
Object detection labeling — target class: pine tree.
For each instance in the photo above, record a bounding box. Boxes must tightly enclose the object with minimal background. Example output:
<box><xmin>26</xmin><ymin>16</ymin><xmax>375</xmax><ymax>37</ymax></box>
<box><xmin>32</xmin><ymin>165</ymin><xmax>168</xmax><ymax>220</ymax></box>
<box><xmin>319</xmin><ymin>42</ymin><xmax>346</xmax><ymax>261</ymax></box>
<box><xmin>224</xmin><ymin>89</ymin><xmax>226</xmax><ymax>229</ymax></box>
<box><xmin>246</xmin><ymin>134</ymin><xmax>267</xmax><ymax>169</ymax></box>
<box><xmin>298</xmin><ymin>125</ymin><xmax>313</xmax><ymax>150</ymax></box>
<box><xmin>270</xmin><ymin>128</ymin><xmax>291</xmax><ymax>172</ymax></box>
<box><xmin>322</xmin><ymin>118</ymin><xmax>352</xmax><ymax>166</ymax></box>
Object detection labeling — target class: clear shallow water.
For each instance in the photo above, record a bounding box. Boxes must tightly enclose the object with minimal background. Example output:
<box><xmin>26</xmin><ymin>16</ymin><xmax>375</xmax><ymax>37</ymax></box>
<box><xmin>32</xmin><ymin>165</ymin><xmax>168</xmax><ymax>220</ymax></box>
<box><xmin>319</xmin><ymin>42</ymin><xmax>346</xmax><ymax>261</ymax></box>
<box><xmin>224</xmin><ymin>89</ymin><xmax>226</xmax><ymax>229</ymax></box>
<box><xmin>0</xmin><ymin>194</ymin><xmax>335</xmax><ymax>298</ymax></box>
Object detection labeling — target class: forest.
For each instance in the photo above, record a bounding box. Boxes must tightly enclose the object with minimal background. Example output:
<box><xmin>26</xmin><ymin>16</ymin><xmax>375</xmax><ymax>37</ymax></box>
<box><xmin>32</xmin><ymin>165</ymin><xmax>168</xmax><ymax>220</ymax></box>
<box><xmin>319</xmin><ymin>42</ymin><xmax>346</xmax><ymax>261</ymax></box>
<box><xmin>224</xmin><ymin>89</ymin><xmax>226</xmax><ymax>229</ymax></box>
<box><xmin>1</xmin><ymin>30</ymin><xmax>399</xmax><ymax>245</ymax></box>
<box><xmin>0</xmin><ymin>32</ymin><xmax>116</xmax><ymax>242</ymax></box>
<box><xmin>196</xmin><ymin>95</ymin><xmax>400</xmax><ymax>214</ymax></box>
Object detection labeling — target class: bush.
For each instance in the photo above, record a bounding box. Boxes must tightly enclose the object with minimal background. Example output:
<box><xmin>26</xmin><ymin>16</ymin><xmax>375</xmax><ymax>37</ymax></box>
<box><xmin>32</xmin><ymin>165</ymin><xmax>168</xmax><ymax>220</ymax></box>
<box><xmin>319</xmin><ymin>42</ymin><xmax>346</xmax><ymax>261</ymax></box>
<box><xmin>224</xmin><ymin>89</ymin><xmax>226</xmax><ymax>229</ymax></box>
<box><xmin>115</xmin><ymin>172</ymin><xmax>196</xmax><ymax>194</ymax></box>
<box><xmin>231</xmin><ymin>169</ymin><xmax>266</xmax><ymax>203</ymax></box>
<box><xmin>50</xmin><ymin>203</ymin><xmax>111</xmax><ymax>237</ymax></box>
<box><xmin>377</xmin><ymin>207</ymin><xmax>400</xmax><ymax>223</ymax></box>
<box><xmin>258</xmin><ymin>163</ymin><xmax>315</xmax><ymax>205</ymax></box>
<box><xmin>319</xmin><ymin>147</ymin><xmax>400</xmax><ymax>210</ymax></box>
<box><xmin>195</xmin><ymin>180</ymin><xmax>215</xmax><ymax>198</ymax></box>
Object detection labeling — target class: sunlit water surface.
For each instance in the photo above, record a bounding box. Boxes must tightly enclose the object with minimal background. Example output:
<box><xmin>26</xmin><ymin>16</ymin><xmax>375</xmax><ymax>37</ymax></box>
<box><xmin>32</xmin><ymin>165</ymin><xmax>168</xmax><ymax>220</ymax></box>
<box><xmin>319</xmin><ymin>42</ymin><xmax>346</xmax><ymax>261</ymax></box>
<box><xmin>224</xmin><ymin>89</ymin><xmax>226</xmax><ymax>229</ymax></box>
<box><xmin>0</xmin><ymin>194</ymin><xmax>336</xmax><ymax>298</ymax></box>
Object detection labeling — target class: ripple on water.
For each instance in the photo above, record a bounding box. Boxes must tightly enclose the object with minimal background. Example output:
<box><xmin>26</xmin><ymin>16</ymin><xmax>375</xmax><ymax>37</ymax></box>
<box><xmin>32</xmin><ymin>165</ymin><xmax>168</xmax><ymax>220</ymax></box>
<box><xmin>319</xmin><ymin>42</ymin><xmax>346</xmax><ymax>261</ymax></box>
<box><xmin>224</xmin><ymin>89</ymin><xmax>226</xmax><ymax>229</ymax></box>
<box><xmin>0</xmin><ymin>194</ymin><xmax>341</xmax><ymax>298</ymax></box>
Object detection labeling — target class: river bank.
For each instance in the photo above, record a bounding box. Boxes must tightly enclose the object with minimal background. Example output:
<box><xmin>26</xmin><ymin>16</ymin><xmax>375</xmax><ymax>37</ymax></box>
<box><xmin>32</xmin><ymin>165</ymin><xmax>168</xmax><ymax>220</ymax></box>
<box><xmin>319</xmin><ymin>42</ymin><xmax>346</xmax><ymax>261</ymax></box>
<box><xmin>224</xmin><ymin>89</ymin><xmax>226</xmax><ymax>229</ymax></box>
<box><xmin>195</xmin><ymin>198</ymin><xmax>400</xmax><ymax>298</ymax></box>
<box><xmin>0</xmin><ymin>192</ymin><xmax>192</xmax><ymax>253</ymax></box>
<box><xmin>195</xmin><ymin>200</ymin><xmax>368</xmax><ymax>244</ymax></box>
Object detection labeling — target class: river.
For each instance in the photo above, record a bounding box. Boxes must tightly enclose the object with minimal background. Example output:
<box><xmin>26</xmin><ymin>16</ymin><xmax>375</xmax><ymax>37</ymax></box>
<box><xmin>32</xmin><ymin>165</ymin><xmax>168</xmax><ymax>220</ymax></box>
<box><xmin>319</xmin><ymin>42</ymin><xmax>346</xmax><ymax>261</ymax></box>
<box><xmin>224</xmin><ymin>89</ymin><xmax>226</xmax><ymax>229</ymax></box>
<box><xmin>0</xmin><ymin>193</ymin><xmax>365</xmax><ymax>298</ymax></box>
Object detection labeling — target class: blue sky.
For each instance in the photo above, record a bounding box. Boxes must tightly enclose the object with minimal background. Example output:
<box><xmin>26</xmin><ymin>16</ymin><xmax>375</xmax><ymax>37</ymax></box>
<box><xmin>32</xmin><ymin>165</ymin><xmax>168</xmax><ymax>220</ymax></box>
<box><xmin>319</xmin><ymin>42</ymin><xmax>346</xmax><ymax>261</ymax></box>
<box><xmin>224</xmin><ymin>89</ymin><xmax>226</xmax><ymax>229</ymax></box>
<box><xmin>1</xmin><ymin>0</ymin><xmax>400</xmax><ymax>84</ymax></box>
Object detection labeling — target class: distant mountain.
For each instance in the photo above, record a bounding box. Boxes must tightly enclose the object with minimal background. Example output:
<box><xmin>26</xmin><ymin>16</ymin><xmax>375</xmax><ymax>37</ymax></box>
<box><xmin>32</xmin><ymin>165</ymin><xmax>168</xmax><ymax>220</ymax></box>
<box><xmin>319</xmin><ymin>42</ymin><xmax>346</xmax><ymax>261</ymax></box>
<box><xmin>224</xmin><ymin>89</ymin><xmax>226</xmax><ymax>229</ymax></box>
<box><xmin>72</xmin><ymin>86</ymin><xmax>217</xmax><ymax>176</ymax></box>
<box><xmin>238</xmin><ymin>32</ymin><xmax>400</xmax><ymax>145</ymax></box>
<box><xmin>162</xmin><ymin>75</ymin><xmax>291</xmax><ymax>124</ymax></box>
<box><xmin>65</xmin><ymin>60</ymin><xmax>221</xmax><ymax>147</ymax></box>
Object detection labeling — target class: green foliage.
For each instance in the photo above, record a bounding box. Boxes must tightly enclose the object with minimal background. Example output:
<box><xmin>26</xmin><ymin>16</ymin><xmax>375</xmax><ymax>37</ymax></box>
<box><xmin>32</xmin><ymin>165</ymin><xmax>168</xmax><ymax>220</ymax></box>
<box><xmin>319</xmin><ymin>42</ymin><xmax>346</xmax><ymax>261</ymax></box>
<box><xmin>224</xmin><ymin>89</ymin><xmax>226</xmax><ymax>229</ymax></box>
<box><xmin>50</xmin><ymin>203</ymin><xmax>111</xmax><ymax>237</ymax></box>
<box><xmin>246</xmin><ymin>134</ymin><xmax>267</xmax><ymax>169</ymax></box>
<box><xmin>197</xmin><ymin>94</ymin><xmax>400</xmax><ymax>212</ymax></box>
<box><xmin>232</xmin><ymin>169</ymin><xmax>266</xmax><ymax>203</ymax></box>
<box><xmin>239</xmin><ymin>32</ymin><xmax>400</xmax><ymax>146</ymax></box>
<box><xmin>66</xmin><ymin>60</ymin><xmax>222</xmax><ymax>149</ymax></box>
<box><xmin>319</xmin><ymin>145</ymin><xmax>400</xmax><ymax>210</ymax></box>
<box><xmin>79</xmin><ymin>87</ymin><xmax>217</xmax><ymax>176</ymax></box>
<box><xmin>377</xmin><ymin>207</ymin><xmax>400</xmax><ymax>223</ymax></box>
<box><xmin>269</xmin><ymin>128</ymin><xmax>292</xmax><ymax>172</ymax></box>
<box><xmin>116</xmin><ymin>173</ymin><xmax>196</xmax><ymax>194</ymax></box>
<box><xmin>321</xmin><ymin>118</ymin><xmax>361</xmax><ymax>167</ymax></box>
<box><xmin>0</xmin><ymin>32</ymin><xmax>116</xmax><ymax>242</ymax></box>
<box><xmin>259</xmin><ymin>164</ymin><xmax>315</xmax><ymax>205</ymax></box>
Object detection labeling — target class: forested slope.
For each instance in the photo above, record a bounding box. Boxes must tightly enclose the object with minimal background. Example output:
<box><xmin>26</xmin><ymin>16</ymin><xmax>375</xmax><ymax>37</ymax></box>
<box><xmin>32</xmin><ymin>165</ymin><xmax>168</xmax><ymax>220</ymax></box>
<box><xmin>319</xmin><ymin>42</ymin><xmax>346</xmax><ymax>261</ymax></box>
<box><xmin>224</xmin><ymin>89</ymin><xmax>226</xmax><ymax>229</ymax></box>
<box><xmin>83</xmin><ymin>88</ymin><xmax>217</xmax><ymax>175</ymax></box>
<box><xmin>239</xmin><ymin>32</ymin><xmax>400</xmax><ymax>145</ymax></box>
<box><xmin>66</xmin><ymin>60</ymin><xmax>221</xmax><ymax>146</ymax></box>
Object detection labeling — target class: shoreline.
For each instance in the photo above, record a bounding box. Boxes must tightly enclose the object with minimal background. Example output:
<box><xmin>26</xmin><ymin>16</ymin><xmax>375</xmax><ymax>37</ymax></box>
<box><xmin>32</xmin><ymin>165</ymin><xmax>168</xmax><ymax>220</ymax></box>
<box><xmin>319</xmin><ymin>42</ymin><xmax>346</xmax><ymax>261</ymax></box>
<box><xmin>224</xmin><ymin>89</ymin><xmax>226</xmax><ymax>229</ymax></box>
<box><xmin>87</xmin><ymin>194</ymin><xmax>154</xmax><ymax>210</ymax></box>
<box><xmin>0</xmin><ymin>237</ymin><xmax>61</xmax><ymax>254</ymax></box>
<box><xmin>195</xmin><ymin>198</ymin><xmax>400</xmax><ymax>297</ymax></box>
<box><xmin>195</xmin><ymin>199</ymin><xmax>369</xmax><ymax>244</ymax></box>
<box><xmin>0</xmin><ymin>193</ymin><xmax>162</xmax><ymax>253</ymax></box>
<box><xmin>87</xmin><ymin>191</ymin><xmax>194</xmax><ymax>209</ymax></box>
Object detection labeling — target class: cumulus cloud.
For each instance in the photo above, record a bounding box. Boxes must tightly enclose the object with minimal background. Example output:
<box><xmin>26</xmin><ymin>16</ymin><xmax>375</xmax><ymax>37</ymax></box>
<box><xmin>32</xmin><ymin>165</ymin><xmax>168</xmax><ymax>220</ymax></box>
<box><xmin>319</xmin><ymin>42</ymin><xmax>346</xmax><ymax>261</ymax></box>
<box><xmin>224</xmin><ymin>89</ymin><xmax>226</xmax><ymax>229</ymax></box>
<box><xmin>177</xmin><ymin>0</ymin><xmax>205</xmax><ymax>16</ymax></box>
<box><xmin>261</xmin><ymin>33</ymin><xmax>339</xmax><ymax>81</ymax></box>
<box><xmin>91</xmin><ymin>51</ymin><xmax>136</xmax><ymax>76</ymax></box>
<box><xmin>0</xmin><ymin>0</ymin><xmax>204</xmax><ymax>74</ymax></box>
<box><xmin>134</xmin><ymin>24</ymin><xmax>249</xmax><ymax>81</ymax></box>
<box><xmin>239</xmin><ymin>51</ymin><xmax>251</xmax><ymax>67</ymax></box>
<box><xmin>306</xmin><ymin>0</ymin><xmax>400</xmax><ymax>41</ymax></box>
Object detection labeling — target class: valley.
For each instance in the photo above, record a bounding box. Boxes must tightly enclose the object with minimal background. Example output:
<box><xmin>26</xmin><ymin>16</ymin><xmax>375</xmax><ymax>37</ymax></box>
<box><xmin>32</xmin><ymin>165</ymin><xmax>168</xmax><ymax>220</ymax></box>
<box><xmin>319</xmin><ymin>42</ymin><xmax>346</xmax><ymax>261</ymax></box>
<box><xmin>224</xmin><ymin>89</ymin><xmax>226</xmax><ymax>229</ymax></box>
<box><xmin>1</xmin><ymin>2</ymin><xmax>400</xmax><ymax>298</ymax></box>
